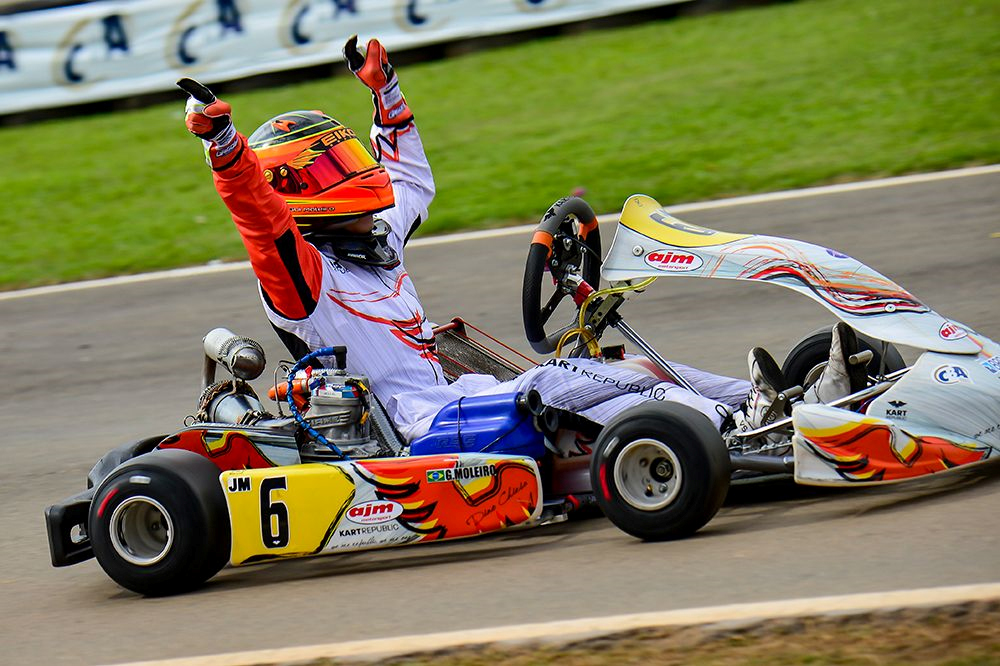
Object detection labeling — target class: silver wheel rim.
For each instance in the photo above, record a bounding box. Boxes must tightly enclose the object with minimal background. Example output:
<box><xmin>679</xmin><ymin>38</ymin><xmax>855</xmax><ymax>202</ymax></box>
<box><xmin>109</xmin><ymin>496</ymin><xmax>174</xmax><ymax>566</ymax></box>
<box><xmin>613</xmin><ymin>439</ymin><xmax>683</xmax><ymax>511</ymax></box>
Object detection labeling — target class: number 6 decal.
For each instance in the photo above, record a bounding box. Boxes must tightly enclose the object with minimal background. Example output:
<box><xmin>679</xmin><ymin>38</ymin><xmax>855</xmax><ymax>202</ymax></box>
<box><xmin>260</xmin><ymin>476</ymin><xmax>289</xmax><ymax>548</ymax></box>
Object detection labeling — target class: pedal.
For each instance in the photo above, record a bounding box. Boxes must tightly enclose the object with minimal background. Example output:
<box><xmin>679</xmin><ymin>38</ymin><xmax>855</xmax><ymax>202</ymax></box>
<box><xmin>757</xmin><ymin>384</ymin><xmax>803</xmax><ymax>425</ymax></box>
<box><xmin>758</xmin><ymin>397</ymin><xmax>785</xmax><ymax>427</ymax></box>
<box><xmin>848</xmin><ymin>350</ymin><xmax>874</xmax><ymax>366</ymax></box>
<box><xmin>779</xmin><ymin>385</ymin><xmax>804</xmax><ymax>405</ymax></box>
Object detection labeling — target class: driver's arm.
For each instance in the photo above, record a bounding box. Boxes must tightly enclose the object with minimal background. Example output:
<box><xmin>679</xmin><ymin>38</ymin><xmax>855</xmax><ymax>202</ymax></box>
<box><xmin>182</xmin><ymin>92</ymin><xmax>323</xmax><ymax>321</ymax></box>
<box><xmin>213</xmin><ymin>138</ymin><xmax>324</xmax><ymax>321</ymax></box>
<box><xmin>370</xmin><ymin>123</ymin><xmax>435</xmax><ymax>250</ymax></box>
<box><xmin>344</xmin><ymin>36</ymin><xmax>435</xmax><ymax>250</ymax></box>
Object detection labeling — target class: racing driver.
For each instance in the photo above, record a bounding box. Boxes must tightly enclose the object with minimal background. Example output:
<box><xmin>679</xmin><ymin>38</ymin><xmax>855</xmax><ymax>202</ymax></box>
<box><xmin>182</xmin><ymin>36</ymin><xmax>863</xmax><ymax>448</ymax></box>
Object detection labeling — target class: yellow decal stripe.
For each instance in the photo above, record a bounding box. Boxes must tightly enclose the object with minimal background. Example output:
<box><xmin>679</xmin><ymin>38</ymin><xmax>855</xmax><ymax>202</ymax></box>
<box><xmin>222</xmin><ymin>464</ymin><xmax>356</xmax><ymax>566</ymax></box>
<box><xmin>621</xmin><ymin>194</ymin><xmax>750</xmax><ymax>248</ymax></box>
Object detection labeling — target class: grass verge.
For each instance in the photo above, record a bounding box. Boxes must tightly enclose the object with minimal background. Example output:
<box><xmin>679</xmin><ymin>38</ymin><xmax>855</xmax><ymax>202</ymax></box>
<box><xmin>2</xmin><ymin>0</ymin><xmax>997</xmax><ymax>289</ymax></box>
<box><xmin>334</xmin><ymin>602</ymin><xmax>1000</xmax><ymax>665</ymax></box>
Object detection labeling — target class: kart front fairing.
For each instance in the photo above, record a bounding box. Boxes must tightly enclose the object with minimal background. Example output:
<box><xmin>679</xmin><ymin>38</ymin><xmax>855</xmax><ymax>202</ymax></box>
<box><xmin>792</xmin><ymin>344</ymin><xmax>1000</xmax><ymax>485</ymax></box>
<box><xmin>601</xmin><ymin>194</ymin><xmax>999</xmax><ymax>485</ymax></box>
<box><xmin>601</xmin><ymin>194</ymin><xmax>981</xmax><ymax>355</ymax></box>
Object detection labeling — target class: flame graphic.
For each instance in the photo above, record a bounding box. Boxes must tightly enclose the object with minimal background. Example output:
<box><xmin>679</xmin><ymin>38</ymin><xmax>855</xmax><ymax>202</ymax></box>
<box><xmin>289</xmin><ymin>146</ymin><xmax>322</xmax><ymax>170</ymax></box>
<box><xmin>799</xmin><ymin>421</ymin><xmax>989</xmax><ymax>482</ymax></box>
<box><xmin>354</xmin><ymin>458</ymin><xmax>539</xmax><ymax>540</ymax></box>
<box><xmin>739</xmin><ymin>256</ymin><xmax>928</xmax><ymax>317</ymax></box>
<box><xmin>159</xmin><ymin>430</ymin><xmax>276</xmax><ymax>472</ymax></box>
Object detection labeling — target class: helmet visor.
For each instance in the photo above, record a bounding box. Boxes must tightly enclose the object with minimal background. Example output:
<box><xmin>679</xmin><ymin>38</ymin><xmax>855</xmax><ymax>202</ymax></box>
<box><xmin>296</xmin><ymin>136</ymin><xmax>378</xmax><ymax>195</ymax></box>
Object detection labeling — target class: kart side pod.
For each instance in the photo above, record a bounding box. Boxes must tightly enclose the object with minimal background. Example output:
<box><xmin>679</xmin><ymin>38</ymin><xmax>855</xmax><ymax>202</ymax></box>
<box><xmin>62</xmin><ymin>448</ymin><xmax>545</xmax><ymax>596</ymax></box>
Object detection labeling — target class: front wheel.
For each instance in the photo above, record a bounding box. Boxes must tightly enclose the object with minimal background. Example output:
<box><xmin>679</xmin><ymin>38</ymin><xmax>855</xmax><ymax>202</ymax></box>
<box><xmin>590</xmin><ymin>402</ymin><xmax>730</xmax><ymax>541</ymax></box>
<box><xmin>88</xmin><ymin>449</ymin><xmax>230</xmax><ymax>596</ymax></box>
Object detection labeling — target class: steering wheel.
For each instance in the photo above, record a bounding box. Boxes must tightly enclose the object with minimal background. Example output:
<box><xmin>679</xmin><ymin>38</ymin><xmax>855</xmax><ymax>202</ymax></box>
<box><xmin>522</xmin><ymin>197</ymin><xmax>603</xmax><ymax>355</ymax></box>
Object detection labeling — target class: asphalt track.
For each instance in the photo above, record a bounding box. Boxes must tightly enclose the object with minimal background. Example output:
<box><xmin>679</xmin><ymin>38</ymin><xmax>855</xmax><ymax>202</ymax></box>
<box><xmin>1</xmin><ymin>170</ymin><xmax>997</xmax><ymax>665</ymax></box>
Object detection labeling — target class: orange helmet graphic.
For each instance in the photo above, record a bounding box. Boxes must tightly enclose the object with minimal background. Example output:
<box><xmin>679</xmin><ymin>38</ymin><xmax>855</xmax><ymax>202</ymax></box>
<box><xmin>248</xmin><ymin>111</ymin><xmax>394</xmax><ymax>234</ymax></box>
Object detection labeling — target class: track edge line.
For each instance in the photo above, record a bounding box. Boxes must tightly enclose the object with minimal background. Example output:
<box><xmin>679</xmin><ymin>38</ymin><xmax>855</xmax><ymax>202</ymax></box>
<box><xmin>103</xmin><ymin>581</ymin><xmax>1000</xmax><ymax>666</ymax></box>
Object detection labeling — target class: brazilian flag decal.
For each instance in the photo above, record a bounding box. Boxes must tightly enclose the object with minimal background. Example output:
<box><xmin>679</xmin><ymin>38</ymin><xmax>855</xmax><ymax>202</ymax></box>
<box><xmin>426</xmin><ymin>469</ymin><xmax>449</xmax><ymax>483</ymax></box>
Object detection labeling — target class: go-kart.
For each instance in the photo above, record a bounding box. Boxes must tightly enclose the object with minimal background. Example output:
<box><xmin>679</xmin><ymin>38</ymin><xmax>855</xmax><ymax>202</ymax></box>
<box><xmin>45</xmin><ymin>194</ymin><xmax>999</xmax><ymax>596</ymax></box>
<box><xmin>45</xmin><ymin>315</ymin><xmax>608</xmax><ymax>596</ymax></box>
<box><xmin>522</xmin><ymin>195</ymin><xmax>1000</xmax><ymax>541</ymax></box>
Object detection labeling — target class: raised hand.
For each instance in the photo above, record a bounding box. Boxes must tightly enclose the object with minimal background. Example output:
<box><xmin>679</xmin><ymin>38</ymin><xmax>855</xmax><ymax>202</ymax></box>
<box><xmin>343</xmin><ymin>36</ymin><xmax>413</xmax><ymax>127</ymax></box>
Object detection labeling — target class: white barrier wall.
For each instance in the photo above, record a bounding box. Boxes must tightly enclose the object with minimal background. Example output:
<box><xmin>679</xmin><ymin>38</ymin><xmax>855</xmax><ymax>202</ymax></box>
<box><xmin>0</xmin><ymin>0</ymin><xmax>684</xmax><ymax>114</ymax></box>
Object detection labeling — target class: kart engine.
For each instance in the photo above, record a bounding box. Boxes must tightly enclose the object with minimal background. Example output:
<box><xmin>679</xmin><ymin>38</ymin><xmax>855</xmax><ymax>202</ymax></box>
<box><xmin>197</xmin><ymin>328</ymin><xmax>382</xmax><ymax>460</ymax></box>
<box><xmin>298</xmin><ymin>366</ymin><xmax>383</xmax><ymax>460</ymax></box>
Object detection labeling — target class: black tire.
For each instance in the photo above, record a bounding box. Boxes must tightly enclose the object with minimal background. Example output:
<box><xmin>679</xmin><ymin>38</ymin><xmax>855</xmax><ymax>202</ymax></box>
<box><xmin>87</xmin><ymin>435</ymin><xmax>166</xmax><ymax>489</ymax></box>
<box><xmin>88</xmin><ymin>449</ymin><xmax>230</xmax><ymax>596</ymax></box>
<box><xmin>522</xmin><ymin>197</ymin><xmax>602</xmax><ymax>355</ymax></box>
<box><xmin>590</xmin><ymin>402</ymin><xmax>730</xmax><ymax>541</ymax></box>
<box><xmin>781</xmin><ymin>325</ymin><xmax>906</xmax><ymax>391</ymax></box>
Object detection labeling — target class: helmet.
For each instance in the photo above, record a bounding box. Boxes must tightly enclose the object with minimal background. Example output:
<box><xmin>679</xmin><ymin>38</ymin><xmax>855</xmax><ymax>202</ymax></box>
<box><xmin>248</xmin><ymin>110</ymin><xmax>394</xmax><ymax>234</ymax></box>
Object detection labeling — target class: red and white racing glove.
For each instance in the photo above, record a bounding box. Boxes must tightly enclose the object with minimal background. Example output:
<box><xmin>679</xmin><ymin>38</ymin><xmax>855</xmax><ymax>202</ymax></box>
<box><xmin>343</xmin><ymin>35</ymin><xmax>414</xmax><ymax>128</ymax></box>
<box><xmin>180</xmin><ymin>78</ymin><xmax>242</xmax><ymax>169</ymax></box>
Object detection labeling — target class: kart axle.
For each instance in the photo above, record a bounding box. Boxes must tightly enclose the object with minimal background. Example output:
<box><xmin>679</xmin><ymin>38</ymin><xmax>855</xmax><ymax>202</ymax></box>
<box><xmin>729</xmin><ymin>453</ymin><xmax>795</xmax><ymax>474</ymax></box>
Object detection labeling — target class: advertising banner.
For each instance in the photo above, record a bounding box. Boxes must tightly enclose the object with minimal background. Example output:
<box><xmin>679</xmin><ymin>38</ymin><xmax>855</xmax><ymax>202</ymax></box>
<box><xmin>0</xmin><ymin>0</ymin><xmax>684</xmax><ymax>114</ymax></box>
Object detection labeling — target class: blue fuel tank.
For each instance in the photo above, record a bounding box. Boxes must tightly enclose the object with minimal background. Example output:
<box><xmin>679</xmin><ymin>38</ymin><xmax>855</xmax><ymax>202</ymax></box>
<box><xmin>408</xmin><ymin>392</ymin><xmax>545</xmax><ymax>459</ymax></box>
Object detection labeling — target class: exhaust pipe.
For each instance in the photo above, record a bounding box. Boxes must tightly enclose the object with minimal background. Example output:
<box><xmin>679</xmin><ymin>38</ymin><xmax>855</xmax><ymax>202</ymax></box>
<box><xmin>202</xmin><ymin>328</ymin><xmax>266</xmax><ymax>388</ymax></box>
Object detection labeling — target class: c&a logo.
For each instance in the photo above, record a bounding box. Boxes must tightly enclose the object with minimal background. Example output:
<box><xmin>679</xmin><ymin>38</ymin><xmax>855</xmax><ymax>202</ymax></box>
<box><xmin>933</xmin><ymin>364</ymin><xmax>972</xmax><ymax>385</ymax></box>
<box><xmin>279</xmin><ymin>0</ymin><xmax>359</xmax><ymax>55</ymax></box>
<box><xmin>168</xmin><ymin>0</ymin><xmax>245</xmax><ymax>71</ymax></box>
<box><xmin>54</xmin><ymin>14</ymin><xmax>130</xmax><ymax>86</ymax></box>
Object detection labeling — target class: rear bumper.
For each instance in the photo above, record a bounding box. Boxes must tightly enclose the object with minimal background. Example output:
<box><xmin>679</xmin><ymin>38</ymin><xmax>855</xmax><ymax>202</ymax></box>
<box><xmin>44</xmin><ymin>488</ymin><xmax>95</xmax><ymax>566</ymax></box>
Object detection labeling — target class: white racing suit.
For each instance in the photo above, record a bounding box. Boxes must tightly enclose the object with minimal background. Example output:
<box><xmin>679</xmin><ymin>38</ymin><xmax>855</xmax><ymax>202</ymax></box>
<box><xmin>211</xmin><ymin>113</ymin><xmax>751</xmax><ymax>442</ymax></box>
<box><xmin>391</xmin><ymin>356</ymin><xmax>750</xmax><ymax>441</ymax></box>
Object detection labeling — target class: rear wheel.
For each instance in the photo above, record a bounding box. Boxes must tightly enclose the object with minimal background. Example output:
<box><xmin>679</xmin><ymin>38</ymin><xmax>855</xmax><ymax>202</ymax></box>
<box><xmin>89</xmin><ymin>449</ymin><xmax>230</xmax><ymax>596</ymax></box>
<box><xmin>782</xmin><ymin>325</ymin><xmax>906</xmax><ymax>391</ymax></box>
<box><xmin>591</xmin><ymin>402</ymin><xmax>730</xmax><ymax>541</ymax></box>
